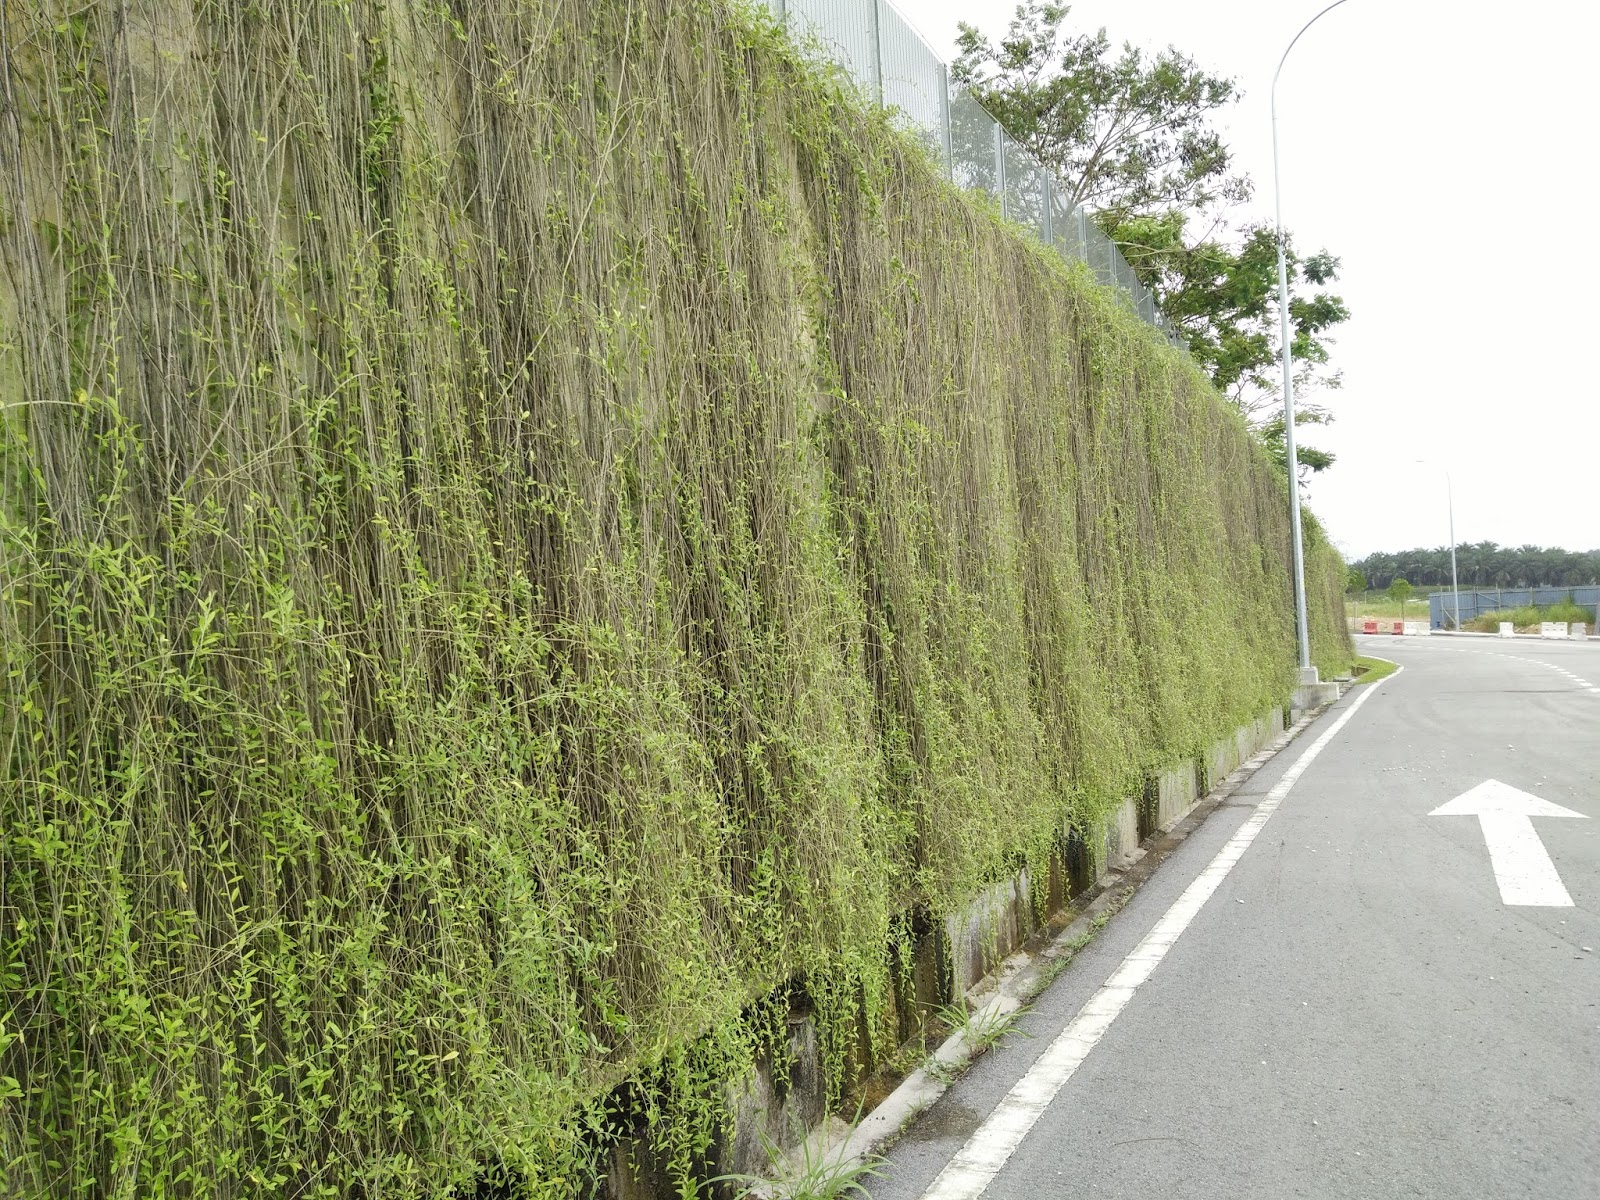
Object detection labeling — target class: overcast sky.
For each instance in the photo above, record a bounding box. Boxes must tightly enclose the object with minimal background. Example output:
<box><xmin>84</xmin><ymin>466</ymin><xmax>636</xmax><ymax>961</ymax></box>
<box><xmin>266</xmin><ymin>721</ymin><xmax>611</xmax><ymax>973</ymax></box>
<box><xmin>886</xmin><ymin>0</ymin><xmax>1597</xmax><ymax>561</ymax></box>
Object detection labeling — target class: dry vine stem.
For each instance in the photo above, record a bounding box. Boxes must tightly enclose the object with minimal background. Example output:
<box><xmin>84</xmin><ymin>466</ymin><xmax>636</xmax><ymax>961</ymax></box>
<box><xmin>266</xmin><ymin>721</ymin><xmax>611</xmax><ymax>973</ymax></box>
<box><xmin>0</xmin><ymin>0</ymin><xmax>1350</xmax><ymax>1194</ymax></box>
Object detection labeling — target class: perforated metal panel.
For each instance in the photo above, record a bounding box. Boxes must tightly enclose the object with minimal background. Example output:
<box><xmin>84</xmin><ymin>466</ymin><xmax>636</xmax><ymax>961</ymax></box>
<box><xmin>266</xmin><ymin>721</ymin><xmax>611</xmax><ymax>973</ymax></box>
<box><xmin>949</xmin><ymin>88</ymin><xmax>1000</xmax><ymax>195</ymax></box>
<box><xmin>767</xmin><ymin>0</ymin><xmax>1169</xmax><ymax>339</ymax></box>
<box><xmin>878</xmin><ymin>11</ymin><xmax>948</xmax><ymax>166</ymax></box>
<box><xmin>1002</xmin><ymin>134</ymin><xmax>1049</xmax><ymax>242</ymax></box>
<box><xmin>783</xmin><ymin>0</ymin><xmax>881</xmax><ymax>97</ymax></box>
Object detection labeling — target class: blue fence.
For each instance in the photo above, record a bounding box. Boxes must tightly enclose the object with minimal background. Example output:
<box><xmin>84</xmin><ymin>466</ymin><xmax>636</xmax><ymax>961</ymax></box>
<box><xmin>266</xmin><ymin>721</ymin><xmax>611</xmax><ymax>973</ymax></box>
<box><xmin>1430</xmin><ymin>586</ymin><xmax>1600</xmax><ymax>630</ymax></box>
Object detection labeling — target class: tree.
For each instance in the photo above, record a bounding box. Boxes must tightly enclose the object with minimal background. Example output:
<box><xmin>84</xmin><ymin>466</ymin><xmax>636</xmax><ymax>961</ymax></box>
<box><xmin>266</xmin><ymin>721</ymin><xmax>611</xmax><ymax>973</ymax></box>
<box><xmin>1351</xmin><ymin>544</ymin><xmax>1600</xmax><ymax>590</ymax></box>
<box><xmin>953</xmin><ymin>3</ymin><xmax>1349</xmax><ymax>465</ymax></box>
<box><xmin>1386</xmin><ymin>578</ymin><xmax>1413</xmax><ymax>606</ymax></box>
<box><xmin>951</xmin><ymin>4</ymin><xmax>1247</xmax><ymax>217</ymax></box>
<box><xmin>1113</xmin><ymin>218</ymin><xmax>1349</xmax><ymax>426</ymax></box>
<box><xmin>1257</xmin><ymin>410</ymin><xmax>1335</xmax><ymax>478</ymax></box>
<box><xmin>1346</xmin><ymin>566</ymin><xmax>1367</xmax><ymax>594</ymax></box>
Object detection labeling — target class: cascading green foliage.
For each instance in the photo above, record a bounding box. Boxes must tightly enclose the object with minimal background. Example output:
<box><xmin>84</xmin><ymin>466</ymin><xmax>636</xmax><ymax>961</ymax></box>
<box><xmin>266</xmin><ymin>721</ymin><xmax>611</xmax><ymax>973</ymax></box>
<box><xmin>0</xmin><ymin>0</ymin><xmax>1350</xmax><ymax>1194</ymax></box>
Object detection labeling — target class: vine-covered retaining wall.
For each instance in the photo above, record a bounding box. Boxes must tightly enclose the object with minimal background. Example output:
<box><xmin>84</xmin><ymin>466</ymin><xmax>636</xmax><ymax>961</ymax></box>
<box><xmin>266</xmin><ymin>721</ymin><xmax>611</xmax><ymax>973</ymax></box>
<box><xmin>0</xmin><ymin>0</ymin><xmax>1350</xmax><ymax>1194</ymax></box>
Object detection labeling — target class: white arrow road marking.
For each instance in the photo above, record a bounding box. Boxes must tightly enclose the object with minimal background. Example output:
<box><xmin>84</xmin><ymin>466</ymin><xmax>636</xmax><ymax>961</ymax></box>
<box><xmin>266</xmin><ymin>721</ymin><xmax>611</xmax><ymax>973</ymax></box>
<box><xmin>1430</xmin><ymin>779</ymin><xmax>1588</xmax><ymax>906</ymax></box>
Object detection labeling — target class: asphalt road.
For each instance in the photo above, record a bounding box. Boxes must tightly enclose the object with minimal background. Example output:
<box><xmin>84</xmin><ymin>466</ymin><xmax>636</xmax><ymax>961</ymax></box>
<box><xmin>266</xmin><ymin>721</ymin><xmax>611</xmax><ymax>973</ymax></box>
<box><xmin>870</xmin><ymin>635</ymin><xmax>1600</xmax><ymax>1199</ymax></box>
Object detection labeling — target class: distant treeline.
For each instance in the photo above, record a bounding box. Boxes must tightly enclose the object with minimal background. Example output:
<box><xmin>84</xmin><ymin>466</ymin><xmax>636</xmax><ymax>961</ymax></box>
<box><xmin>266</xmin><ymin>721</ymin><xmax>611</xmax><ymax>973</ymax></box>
<box><xmin>1352</xmin><ymin>543</ymin><xmax>1600</xmax><ymax>589</ymax></box>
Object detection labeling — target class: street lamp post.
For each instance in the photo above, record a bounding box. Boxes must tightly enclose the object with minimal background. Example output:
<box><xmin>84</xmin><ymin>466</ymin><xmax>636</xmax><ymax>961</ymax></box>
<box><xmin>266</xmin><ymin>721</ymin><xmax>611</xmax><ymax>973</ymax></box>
<box><xmin>1416</xmin><ymin>459</ymin><xmax>1462</xmax><ymax>630</ymax></box>
<box><xmin>1445</xmin><ymin>472</ymin><xmax>1461</xmax><ymax>630</ymax></box>
<box><xmin>1272</xmin><ymin>0</ymin><xmax>1352</xmax><ymax>678</ymax></box>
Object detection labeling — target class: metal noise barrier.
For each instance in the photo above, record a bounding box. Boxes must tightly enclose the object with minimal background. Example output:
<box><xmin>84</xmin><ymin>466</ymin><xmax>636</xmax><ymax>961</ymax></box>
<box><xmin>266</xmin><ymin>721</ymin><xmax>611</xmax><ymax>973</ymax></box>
<box><xmin>767</xmin><ymin>0</ymin><xmax>1182</xmax><ymax>346</ymax></box>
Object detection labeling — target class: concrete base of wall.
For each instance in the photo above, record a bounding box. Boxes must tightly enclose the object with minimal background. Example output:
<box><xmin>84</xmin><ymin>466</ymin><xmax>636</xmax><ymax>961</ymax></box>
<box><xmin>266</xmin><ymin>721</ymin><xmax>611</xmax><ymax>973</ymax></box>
<box><xmin>1204</xmin><ymin>708</ymin><xmax>1284</xmax><ymax>792</ymax></box>
<box><xmin>1147</xmin><ymin>760</ymin><xmax>1198</xmax><ymax>835</ymax></box>
<box><xmin>945</xmin><ymin>871</ymin><xmax>1037</xmax><ymax>998</ymax></box>
<box><xmin>721</xmin><ymin>1015</ymin><xmax>827</xmax><ymax>1176</ymax></box>
<box><xmin>1099</xmin><ymin>794</ymin><xmax>1141</xmax><ymax>876</ymax></box>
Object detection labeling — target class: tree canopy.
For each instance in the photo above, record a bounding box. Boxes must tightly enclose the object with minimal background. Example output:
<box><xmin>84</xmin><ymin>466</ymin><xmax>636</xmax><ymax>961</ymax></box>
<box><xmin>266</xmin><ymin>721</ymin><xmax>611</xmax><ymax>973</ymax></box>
<box><xmin>1350</xmin><ymin>544</ymin><xmax>1600</xmax><ymax>591</ymax></box>
<box><xmin>953</xmin><ymin>3</ymin><xmax>1350</xmax><ymax>470</ymax></box>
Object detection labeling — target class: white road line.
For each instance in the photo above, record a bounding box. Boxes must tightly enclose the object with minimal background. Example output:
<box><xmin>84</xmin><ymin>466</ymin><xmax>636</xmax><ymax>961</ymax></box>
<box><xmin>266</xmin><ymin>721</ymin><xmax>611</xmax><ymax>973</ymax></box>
<box><xmin>1403</xmin><ymin>642</ymin><xmax>1600</xmax><ymax>693</ymax></box>
<box><xmin>918</xmin><ymin>671</ymin><xmax>1400</xmax><ymax>1200</ymax></box>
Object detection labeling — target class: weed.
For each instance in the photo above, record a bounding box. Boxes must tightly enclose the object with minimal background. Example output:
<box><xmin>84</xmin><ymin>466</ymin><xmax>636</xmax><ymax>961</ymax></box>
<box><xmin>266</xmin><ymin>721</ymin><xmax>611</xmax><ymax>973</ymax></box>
<box><xmin>1037</xmin><ymin>931</ymin><xmax>1094</xmax><ymax>988</ymax></box>
<box><xmin>1035</xmin><ymin>888</ymin><xmax>1128</xmax><ymax>988</ymax></box>
<box><xmin>935</xmin><ymin>1000</ymin><xmax>1032</xmax><ymax>1056</ymax></box>
<box><xmin>711</xmin><ymin>1129</ymin><xmax>888</xmax><ymax>1200</ymax></box>
<box><xmin>920</xmin><ymin>1054</ymin><xmax>961</xmax><ymax>1085</ymax></box>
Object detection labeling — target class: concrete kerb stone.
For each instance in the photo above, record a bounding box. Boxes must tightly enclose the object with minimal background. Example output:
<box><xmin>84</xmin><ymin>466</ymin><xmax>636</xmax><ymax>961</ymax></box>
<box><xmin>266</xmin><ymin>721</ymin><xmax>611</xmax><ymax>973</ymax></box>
<box><xmin>804</xmin><ymin>701</ymin><xmax>1335</xmax><ymax>1189</ymax></box>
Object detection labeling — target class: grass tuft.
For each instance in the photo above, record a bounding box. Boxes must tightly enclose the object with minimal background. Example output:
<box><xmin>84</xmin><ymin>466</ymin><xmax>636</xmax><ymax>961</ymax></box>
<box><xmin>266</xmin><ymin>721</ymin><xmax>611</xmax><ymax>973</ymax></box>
<box><xmin>711</xmin><ymin>1129</ymin><xmax>889</xmax><ymax>1200</ymax></box>
<box><xmin>1351</xmin><ymin>656</ymin><xmax>1400</xmax><ymax>684</ymax></box>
